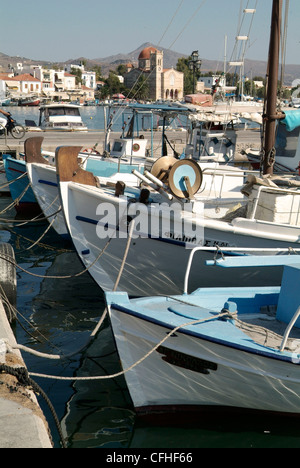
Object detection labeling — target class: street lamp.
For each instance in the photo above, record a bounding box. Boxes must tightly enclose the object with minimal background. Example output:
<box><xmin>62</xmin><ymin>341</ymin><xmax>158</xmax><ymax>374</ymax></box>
<box><xmin>189</xmin><ymin>50</ymin><xmax>202</xmax><ymax>94</ymax></box>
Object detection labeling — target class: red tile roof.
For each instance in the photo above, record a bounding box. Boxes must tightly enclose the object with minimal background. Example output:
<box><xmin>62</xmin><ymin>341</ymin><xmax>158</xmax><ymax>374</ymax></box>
<box><xmin>10</xmin><ymin>74</ymin><xmax>41</xmax><ymax>82</ymax></box>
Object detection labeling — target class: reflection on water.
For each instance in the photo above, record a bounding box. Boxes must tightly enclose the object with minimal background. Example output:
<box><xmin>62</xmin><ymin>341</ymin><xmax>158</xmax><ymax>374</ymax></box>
<box><xmin>0</xmin><ymin>193</ymin><xmax>300</xmax><ymax>448</ymax></box>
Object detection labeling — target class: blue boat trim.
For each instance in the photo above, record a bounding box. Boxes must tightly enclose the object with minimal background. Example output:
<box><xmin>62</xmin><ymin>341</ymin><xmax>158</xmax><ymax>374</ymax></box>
<box><xmin>76</xmin><ymin>215</ymin><xmax>199</xmax><ymax>248</ymax></box>
<box><xmin>110</xmin><ymin>302</ymin><xmax>298</xmax><ymax>365</ymax></box>
<box><xmin>38</xmin><ymin>179</ymin><xmax>58</xmax><ymax>187</ymax></box>
<box><xmin>76</xmin><ymin>215</ymin><xmax>98</xmax><ymax>226</ymax></box>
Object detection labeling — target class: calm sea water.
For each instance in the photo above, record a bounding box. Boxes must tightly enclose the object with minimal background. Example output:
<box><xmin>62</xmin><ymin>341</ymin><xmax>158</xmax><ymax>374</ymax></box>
<box><xmin>4</xmin><ymin>105</ymin><xmax>188</xmax><ymax>134</ymax></box>
<box><xmin>1</xmin><ymin>107</ymin><xmax>300</xmax><ymax>450</ymax></box>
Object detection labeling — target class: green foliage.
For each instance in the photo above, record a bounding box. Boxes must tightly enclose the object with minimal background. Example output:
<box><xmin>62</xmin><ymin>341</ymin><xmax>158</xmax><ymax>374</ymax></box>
<box><xmin>91</xmin><ymin>65</ymin><xmax>102</xmax><ymax>81</ymax></box>
<box><xmin>128</xmin><ymin>74</ymin><xmax>149</xmax><ymax>100</ymax></box>
<box><xmin>116</xmin><ymin>64</ymin><xmax>128</xmax><ymax>77</ymax></box>
<box><xmin>176</xmin><ymin>56</ymin><xmax>201</xmax><ymax>94</ymax></box>
<box><xmin>70</xmin><ymin>67</ymin><xmax>82</xmax><ymax>85</ymax></box>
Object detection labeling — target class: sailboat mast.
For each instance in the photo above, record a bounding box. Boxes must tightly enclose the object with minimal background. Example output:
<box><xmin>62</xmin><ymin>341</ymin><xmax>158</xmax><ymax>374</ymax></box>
<box><xmin>263</xmin><ymin>0</ymin><xmax>284</xmax><ymax>175</ymax></box>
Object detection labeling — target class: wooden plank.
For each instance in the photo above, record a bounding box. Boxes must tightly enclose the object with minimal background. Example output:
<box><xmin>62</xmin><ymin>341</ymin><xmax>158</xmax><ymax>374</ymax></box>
<box><xmin>55</xmin><ymin>145</ymin><xmax>98</xmax><ymax>187</ymax></box>
<box><xmin>24</xmin><ymin>136</ymin><xmax>45</xmax><ymax>164</ymax></box>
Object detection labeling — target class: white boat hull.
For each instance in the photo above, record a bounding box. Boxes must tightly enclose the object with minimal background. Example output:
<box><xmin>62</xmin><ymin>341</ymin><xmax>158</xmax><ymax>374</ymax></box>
<box><xmin>59</xmin><ymin>181</ymin><xmax>291</xmax><ymax>296</ymax></box>
<box><xmin>109</xmin><ymin>306</ymin><xmax>300</xmax><ymax>417</ymax></box>
<box><xmin>27</xmin><ymin>163</ymin><xmax>68</xmax><ymax>238</ymax></box>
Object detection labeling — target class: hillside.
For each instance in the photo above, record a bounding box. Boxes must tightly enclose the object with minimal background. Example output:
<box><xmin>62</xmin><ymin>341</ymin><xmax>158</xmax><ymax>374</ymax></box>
<box><xmin>0</xmin><ymin>43</ymin><xmax>299</xmax><ymax>85</ymax></box>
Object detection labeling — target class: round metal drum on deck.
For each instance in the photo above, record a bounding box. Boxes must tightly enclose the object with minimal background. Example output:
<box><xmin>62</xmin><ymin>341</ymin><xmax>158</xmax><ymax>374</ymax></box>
<box><xmin>168</xmin><ymin>159</ymin><xmax>203</xmax><ymax>198</ymax></box>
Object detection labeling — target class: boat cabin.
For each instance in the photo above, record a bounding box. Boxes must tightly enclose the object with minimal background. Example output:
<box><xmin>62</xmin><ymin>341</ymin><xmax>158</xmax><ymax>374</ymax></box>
<box><xmin>110</xmin><ymin>137</ymin><xmax>148</xmax><ymax>159</ymax></box>
<box><xmin>38</xmin><ymin>104</ymin><xmax>88</xmax><ymax>131</ymax></box>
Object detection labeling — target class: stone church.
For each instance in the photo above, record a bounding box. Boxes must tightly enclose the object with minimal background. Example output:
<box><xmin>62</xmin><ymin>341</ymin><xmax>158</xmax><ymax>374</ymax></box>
<box><xmin>124</xmin><ymin>46</ymin><xmax>184</xmax><ymax>101</ymax></box>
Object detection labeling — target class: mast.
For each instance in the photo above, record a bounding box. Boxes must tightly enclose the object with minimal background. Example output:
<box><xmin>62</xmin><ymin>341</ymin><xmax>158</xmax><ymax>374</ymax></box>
<box><xmin>263</xmin><ymin>0</ymin><xmax>284</xmax><ymax>175</ymax></box>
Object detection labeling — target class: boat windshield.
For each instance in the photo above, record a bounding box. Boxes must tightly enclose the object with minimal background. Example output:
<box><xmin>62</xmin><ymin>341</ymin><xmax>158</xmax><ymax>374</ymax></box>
<box><xmin>47</xmin><ymin>107</ymin><xmax>81</xmax><ymax>117</ymax></box>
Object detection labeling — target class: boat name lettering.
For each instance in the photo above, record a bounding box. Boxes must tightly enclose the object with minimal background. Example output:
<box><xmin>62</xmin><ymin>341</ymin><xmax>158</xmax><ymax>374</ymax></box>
<box><xmin>203</xmin><ymin>239</ymin><xmax>229</xmax><ymax>247</ymax></box>
<box><xmin>164</xmin><ymin>231</ymin><xmax>197</xmax><ymax>245</ymax></box>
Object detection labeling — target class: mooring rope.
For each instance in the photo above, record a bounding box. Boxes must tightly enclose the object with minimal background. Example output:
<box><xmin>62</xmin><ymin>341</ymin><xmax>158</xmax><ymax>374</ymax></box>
<box><xmin>24</xmin><ymin>310</ymin><xmax>233</xmax><ymax>382</ymax></box>
<box><xmin>7</xmin><ymin>221</ymin><xmax>136</xmax><ymax>361</ymax></box>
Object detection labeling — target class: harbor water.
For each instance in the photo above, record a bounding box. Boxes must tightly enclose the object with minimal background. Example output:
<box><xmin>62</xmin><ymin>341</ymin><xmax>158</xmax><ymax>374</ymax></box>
<box><xmin>1</xmin><ymin>107</ymin><xmax>300</xmax><ymax>449</ymax></box>
<box><xmin>3</xmin><ymin>105</ymin><xmax>189</xmax><ymax>134</ymax></box>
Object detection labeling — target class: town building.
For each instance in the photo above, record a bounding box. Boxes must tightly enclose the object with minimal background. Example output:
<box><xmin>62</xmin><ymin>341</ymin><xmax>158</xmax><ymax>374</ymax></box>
<box><xmin>0</xmin><ymin>63</ymin><xmax>95</xmax><ymax>102</ymax></box>
<box><xmin>198</xmin><ymin>75</ymin><xmax>226</xmax><ymax>92</ymax></box>
<box><xmin>5</xmin><ymin>73</ymin><xmax>42</xmax><ymax>96</ymax></box>
<box><xmin>65</xmin><ymin>63</ymin><xmax>97</xmax><ymax>90</ymax></box>
<box><xmin>124</xmin><ymin>46</ymin><xmax>184</xmax><ymax>101</ymax></box>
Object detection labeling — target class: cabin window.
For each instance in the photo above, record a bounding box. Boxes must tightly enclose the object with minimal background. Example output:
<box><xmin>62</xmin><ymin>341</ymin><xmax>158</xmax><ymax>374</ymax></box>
<box><xmin>276</xmin><ymin>124</ymin><xmax>300</xmax><ymax>158</ymax></box>
<box><xmin>112</xmin><ymin>141</ymin><xmax>124</xmax><ymax>152</ymax></box>
<box><xmin>47</xmin><ymin>107</ymin><xmax>81</xmax><ymax>117</ymax></box>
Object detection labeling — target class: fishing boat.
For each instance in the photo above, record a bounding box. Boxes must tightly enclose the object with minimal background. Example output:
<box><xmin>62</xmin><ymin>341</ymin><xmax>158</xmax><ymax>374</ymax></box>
<box><xmin>56</xmin><ymin>144</ymin><xmax>286</xmax><ymax>296</ymax></box>
<box><xmin>2</xmin><ymin>152</ymin><xmax>40</xmax><ymax>214</ymax></box>
<box><xmin>105</xmin><ymin>250</ymin><xmax>300</xmax><ymax>419</ymax></box>
<box><xmin>38</xmin><ymin>104</ymin><xmax>88</xmax><ymax>131</ymax></box>
<box><xmin>19</xmin><ymin>96</ymin><xmax>40</xmax><ymax>107</ymax></box>
<box><xmin>0</xmin><ymin>98</ymin><xmax>11</xmax><ymax>106</ymax></box>
<box><xmin>0</xmin><ymin>160</ymin><xmax>10</xmax><ymax>194</ymax></box>
<box><xmin>25</xmin><ymin>137</ymin><xmax>145</xmax><ymax>238</ymax></box>
<box><xmin>54</xmin><ymin>0</ymin><xmax>300</xmax><ymax>297</ymax></box>
<box><xmin>26</xmin><ymin>100</ymin><xmax>248</xmax><ymax>238</ymax></box>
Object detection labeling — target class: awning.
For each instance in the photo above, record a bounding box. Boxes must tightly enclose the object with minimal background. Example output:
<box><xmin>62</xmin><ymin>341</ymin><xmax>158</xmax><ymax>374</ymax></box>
<box><xmin>281</xmin><ymin>109</ymin><xmax>300</xmax><ymax>132</ymax></box>
<box><xmin>112</xmin><ymin>93</ymin><xmax>125</xmax><ymax>99</ymax></box>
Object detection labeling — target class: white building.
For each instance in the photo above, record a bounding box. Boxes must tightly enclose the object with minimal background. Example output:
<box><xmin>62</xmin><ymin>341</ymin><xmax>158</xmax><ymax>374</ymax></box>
<box><xmin>63</xmin><ymin>73</ymin><xmax>76</xmax><ymax>90</ymax></box>
<box><xmin>29</xmin><ymin>66</ymin><xmax>56</xmax><ymax>94</ymax></box>
<box><xmin>2</xmin><ymin>61</ymin><xmax>96</xmax><ymax>100</ymax></box>
<box><xmin>82</xmin><ymin>71</ymin><xmax>96</xmax><ymax>89</ymax></box>
<box><xmin>198</xmin><ymin>75</ymin><xmax>227</xmax><ymax>91</ymax></box>
<box><xmin>7</xmin><ymin>74</ymin><xmax>42</xmax><ymax>95</ymax></box>
<box><xmin>65</xmin><ymin>63</ymin><xmax>97</xmax><ymax>90</ymax></box>
<box><xmin>0</xmin><ymin>79</ymin><xmax>6</xmax><ymax>101</ymax></box>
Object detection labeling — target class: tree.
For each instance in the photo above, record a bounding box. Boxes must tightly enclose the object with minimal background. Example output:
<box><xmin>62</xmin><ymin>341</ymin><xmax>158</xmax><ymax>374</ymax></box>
<box><xmin>125</xmin><ymin>73</ymin><xmax>149</xmax><ymax>100</ymax></box>
<box><xmin>176</xmin><ymin>57</ymin><xmax>202</xmax><ymax>95</ymax></box>
<box><xmin>116</xmin><ymin>64</ymin><xmax>128</xmax><ymax>77</ymax></box>
<box><xmin>106</xmin><ymin>72</ymin><xmax>122</xmax><ymax>95</ymax></box>
<box><xmin>70</xmin><ymin>67</ymin><xmax>82</xmax><ymax>85</ymax></box>
<box><xmin>133</xmin><ymin>74</ymin><xmax>149</xmax><ymax>100</ymax></box>
<box><xmin>91</xmin><ymin>65</ymin><xmax>103</xmax><ymax>81</ymax></box>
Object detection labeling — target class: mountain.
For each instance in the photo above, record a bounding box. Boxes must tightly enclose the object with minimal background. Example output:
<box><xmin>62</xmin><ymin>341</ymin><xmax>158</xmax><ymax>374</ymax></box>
<box><xmin>94</xmin><ymin>42</ymin><xmax>184</xmax><ymax>69</ymax></box>
<box><xmin>0</xmin><ymin>51</ymin><xmax>52</xmax><ymax>73</ymax></box>
<box><xmin>0</xmin><ymin>43</ymin><xmax>299</xmax><ymax>85</ymax></box>
<box><xmin>94</xmin><ymin>43</ymin><xmax>300</xmax><ymax>86</ymax></box>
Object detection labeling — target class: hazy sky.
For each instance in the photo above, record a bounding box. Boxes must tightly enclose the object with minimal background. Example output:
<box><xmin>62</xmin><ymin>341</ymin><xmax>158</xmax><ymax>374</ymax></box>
<box><xmin>0</xmin><ymin>0</ymin><xmax>298</xmax><ymax>64</ymax></box>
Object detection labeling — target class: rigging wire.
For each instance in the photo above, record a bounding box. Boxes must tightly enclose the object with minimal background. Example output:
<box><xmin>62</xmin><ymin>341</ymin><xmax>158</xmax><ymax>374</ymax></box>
<box><xmin>279</xmin><ymin>0</ymin><xmax>289</xmax><ymax>95</ymax></box>
<box><xmin>157</xmin><ymin>0</ymin><xmax>185</xmax><ymax>46</ymax></box>
<box><xmin>105</xmin><ymin>0</ymin><xmax>208</xmax><ymax>124</ymax></box>
<box><xmin>226</xmin><ymin>0</ymin><xmax>258</xmax><ymax>95</ymax></box>
<box><xmin>167</xmin><ymin>0</ymin><xmax>207</xmax><ymax>51</ymax></box>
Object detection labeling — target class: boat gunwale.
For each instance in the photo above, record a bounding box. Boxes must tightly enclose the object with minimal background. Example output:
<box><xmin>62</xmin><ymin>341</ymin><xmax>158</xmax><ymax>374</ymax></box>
<box><xmin>108</xmin><ymin>292</ymin><xmax>300</xmax><ymax>367</ymax></box>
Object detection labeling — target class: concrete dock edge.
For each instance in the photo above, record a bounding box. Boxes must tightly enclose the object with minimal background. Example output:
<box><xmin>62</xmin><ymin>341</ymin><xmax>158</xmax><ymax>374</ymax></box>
<box><xmin>0</xmin><ymin>300</ymin><xmax>53</xmax><ymax>448</ymax></box>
